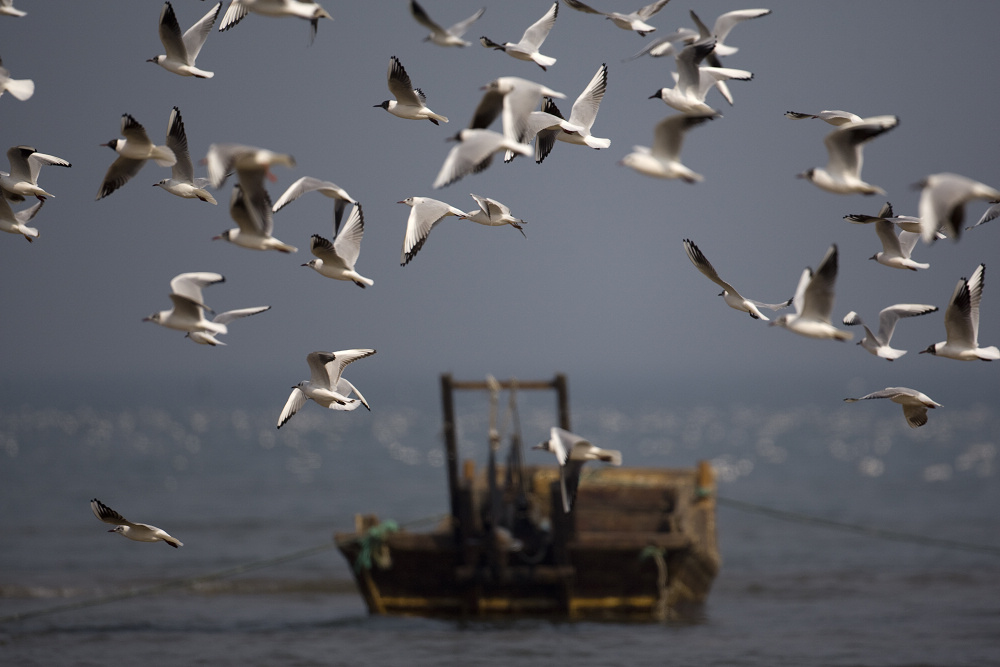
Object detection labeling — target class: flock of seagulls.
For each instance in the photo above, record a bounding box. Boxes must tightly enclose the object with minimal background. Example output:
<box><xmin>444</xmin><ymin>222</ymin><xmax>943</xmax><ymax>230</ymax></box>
<box><xmin>2</xmin><ymin>2</ymin><xmax>997</xmax><ymax>544</ymax></box>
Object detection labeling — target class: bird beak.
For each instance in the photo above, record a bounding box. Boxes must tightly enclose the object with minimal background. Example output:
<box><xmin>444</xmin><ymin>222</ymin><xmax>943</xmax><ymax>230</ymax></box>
<box><xmin>648</xmin><ymin>92</ymin><xmax>659</xmax><ymax>99</ymax></box>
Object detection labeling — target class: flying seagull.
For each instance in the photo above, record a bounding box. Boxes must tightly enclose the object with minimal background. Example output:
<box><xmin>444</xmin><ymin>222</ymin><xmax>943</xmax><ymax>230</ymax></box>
<box><xmin>97</xmin><ymin>112</ymin><xmax>177</xmax><ymax>200</ymax></box>
<box><xmin>0</xmin><ymin>195</ymin><xmax>43</xmax><ymax>242</ymax></box>
<box><xmin>218</xmin><ymin>0</ymin><xmax>332</xmax><ymax>42</ymax></box>
<box><xmin>153</xmin><ymin>107</ymin><xmax>217</xmax><ymax>204</ymax></box>
<box><xmin>683</xmin><ymin>239</ymin><xmax>791</xmax><ymax>320</ymax></box>
<box><xmin>533</xmin><ymin>427</ymin><xmax>622</xmax><ymax>513</ymax></box>
<box><xmin>277</xmin><ymin>349</ymin><xmax>376</xmax><ymax>428</ymax></box>
<box><xmin>770</xmin><ymin>244</ymin><xmax>853</xmax><ymax>340</ymax></box>
<box><xmin>397</xmin><ymin>196</ymin><xmax>466</xmax><ymax>265</ymax></box>
<box><xmin>148</xmin><ymin>1</ymin><xmax>221</xmax><ymax>78</ymax></box>
<box><xmin>796</xmin><ymin>115</ymin><xmax>898</xmax><ymax>195</ymax></box>
<box><xmin>1</xmin><ymin>145</ymin><xmax>71</xmax><ymax>201</ymax></box>
<box><xmin>562</xmin><ymin>0</ymin><xmax>671</xmax><ymax>36</ymax></box>
<box><xmin>409</xmin><ymin>0</ymin><xmax>484</xmax><ymax>47</ymax></box>
<box><xmin>272</xmin><ymin>176</ymin><xmax>356</xmax><ymax>233</ymax></box>
<box><xmin>143</xmin><ymin>271</ymin><xmax>227</xmax><ymax>335</ymax></box>
<box><xmin>533</xmin><ymin>63</ymin><xmax>611</xmax><ymax>163</ymax></box>
<box><xmin>480</xmin><ymin>2</ymin><xmax>558</xmax><ymax>71</ymax></box>
<box><xmin>619</xmin><ymin>112</ymin><xmax>717</xmax><ymax>182</ymax></box>
<box><xmin>459</xmin><ymin>194</ymin><xmax>526</xmax><ymax>236</ymax></box>
<box><xmin>0</xmin><ymin>55</ymin><xmax>33</xmax><ymax>101</ymax></box>
<box><xmin>842</xmin><ymin>304</ymin><xmax>938</xmax><ymax>360</ymax></box>
<box><xmin>375</xmin><ymin>55</ymin><xmax>449</xmax><ymax>125</ymax></box>
<box><xmin>186</xmin><ymin>305</ymin><xmax>271</xmax><ymax>346</ymax></box>
<box><xmin>302</xmin><ymin>203</ymin><xmax>374</xmax><ymax>287</ymax></box>
<box><xmin>921</xmin><ymin>263</ymin><xmax>999</xmax><ymax>361</ymax></box>
<box><xmin>915</xmin><ymin>172</ymin><xmax>1000</xmax><ymax>243</ymax></box>
<box><xmin>91</xmin><ymin>498</ymin><xmax>183</xmax><ymax>548</ymax></box>
<box><xmin>844</xmin><ymin>388</ymin><xmax>942</xmax><ymax>429</ymax></box>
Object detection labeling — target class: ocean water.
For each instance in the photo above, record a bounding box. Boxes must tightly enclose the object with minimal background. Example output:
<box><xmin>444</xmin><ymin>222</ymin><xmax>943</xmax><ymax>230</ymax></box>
<box><xmin>1</xmin><ymin>394</ymin><xmax>999</xmax><ymax>666</ymax></box>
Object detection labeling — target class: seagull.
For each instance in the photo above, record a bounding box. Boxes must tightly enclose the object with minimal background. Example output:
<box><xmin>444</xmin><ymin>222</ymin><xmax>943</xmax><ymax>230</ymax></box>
<box><xmin>409</xmin><ymin>0</ymin><xmax>484</xmax><ymax>47</ymax></box>
<box><xmin>91</xmin><ymin>499</ymin><xmax>183</xmax><ymax>548</ymax></box>
<box><xmin>619</xmin><ymin>112</ymin><xmax>717</xmax><ymax>182</ymax></box>
<box><xmin>915</xmin><ymin>172</ymin><xmax>1000</xmax><ymax>243</ymax></box>
<box><xmin>968</xmin><ymin>200</ymin><xmax>1000</xmax><ymax>231</ymax></box>
<box><xmin>785</xmin><ymin>109</ymin><xmax>864</xmax><ymax>126</ymax></box>
<box><xmin>302</xmin><ymin>203</ymin><xmax>373</xmax><ymax>287</ymax></box>
<box><xmin>686</xmin><ymin>8</ymin><xmax>769</xmax><ymax>103</ymax></box>
<box><xmin>143</xmin><ymin>271</ymin><xmax>227</xmax><ymax>334</ymax></box>
<box><xmin>431</xmin><ymin>128</ymin><xmax>531</xmax><ymax>189</ymax></box>
<box><xmin>683</xmin><ymin>239</ymin><xmax>791</xmax><ymax>320</ymax></box>
<box><xmin>624</xmin><ymin>27</ymin><xmax>701</xmax><ymax>61</ymax></box>
<box><xmin>844</xmin><ymin>388</ymin><xmax>942</xmax><ymax>429</ymax></box>
<box><xmin>921</xmin><ymin>263</ymin><xmax>999</xmax><ymax>361</ymax></box>
<box><xmin>533</xmin><ymin>427</ymin><xmax>622</xmax><ymax>513</ymax></box>
<box><xmin>186</xmin><ymin>305</ymin><xmax>271</xmax><ymax>346</ymax></box>
<box><xmin>502</xmin><ymin>103</ymin><xmax>583</xmax><ymax>163</ymax></box>
<box><xmin>769</xmin><ymin>244</ymin><xmax>853</xmax><ymax>341</ymax></box>
<box><xmin>533</xmin><ymin>63</ymin><xmax>611</xmax><ymax>163</ymax></box>
<box><xmin>97</xmin><ymin>112</ymin><xmax>177</xmax><ymax>200</ymax></box>
<box><xmin>459</xmin><ymin>194</ymin><xmax>526</xmax><ymax>236</ymax></box>
<box><xmin>842</xmin><ymin>304</ymin><xmax>938</xmax><ymax>360</ymax></box>
<box><xmin>272</xmin><ymin>176</ymin><xmax>356</xmax><ymax>233</ymax></box>
<box><xmin>215</xmin><ymin>183</ymin><xmax>297</xmax><ymax>253</ymax></box>
<box><xmin>218</xmin><ymin>0</ymin><xmax>332</xmax><ymax>41</ymax></box>
<box><xmin>0</xmin><ymin>196</ymin><xmax>43</xmax><ymax>242</ymax></box>
<box><xmin>277</xmin><ymin>349</ymin><xmax>376</xmax><ymax>428</ymax></box>
<box><xmin>1</xmin><ymin>145</ymin><xmax>71</xmax><ymax>201</ymax></box>
<box><xmin>375</xmin><ymin>56</ymin><xmax>448</xmax><ymax>125</ymax></box>
<box><xmin>0</xmin><ymin>0</ymin><xmax>27</xmax><ymax>17</ymax></box>
<box><xmin>471</xmin><ymin>76</ymin><xmax>566</xmax><ymax>152</ymax></box>
<box><xmin>148</xmin><ymin>2</ymin><xmax>221</xmax><ymax>78</ymax></box>
<box><xmin>480</xmin><ymin>1</ymin><xmax>558</xmax><ymax>71</ymax></box>
<box><xmin>205</xmin><ymin>142</ymin><xmax>295</xmax><ymax>238</ymax></box>
<box><xmin>397</xmin><ymin>196</ymin><xmax>466</xmax><ymax>265</ymax></box>
<box><xmin>562</xmin><ymin>0</ymin><xmax>671</xmax><ymax>36</ymax></box>
<box><xmin>867</xmin><ymin>217</ymin><xmax>929</xmax><ymax>270</ymax></box>
<box><xmin>152</xmin><ymin>107</ymin><xmax>217</xmax><ymax>204</ymax></box>
<box><xmin>0</xmin><ymin>56</ymin><xmax>33</xmax><ymax>101</ymax></box>
<box><xmin>648</xmin><ymin>40</ymin><xmax>753</xmax><ymax>115</ymax></box>
<box><xmin>796</xmin><ymin>115</ymin><xmax>898</xmax><ymax>195</ymax></box>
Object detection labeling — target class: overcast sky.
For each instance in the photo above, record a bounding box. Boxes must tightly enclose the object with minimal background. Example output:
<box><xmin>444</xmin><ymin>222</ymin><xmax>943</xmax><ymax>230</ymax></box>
<box><xmin>1</xmin><ymin>1</ymin><xmax>998</xmax><ymax>415</ymax></box>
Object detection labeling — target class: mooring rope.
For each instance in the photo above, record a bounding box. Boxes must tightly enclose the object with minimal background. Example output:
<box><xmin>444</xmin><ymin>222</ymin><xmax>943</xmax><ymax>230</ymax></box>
<box><xmin>0</xmin><ymin>513</ymin><xmax>448</xmax><ymax>624</ymax></box>
<box><xmin>716</xmin><ymin>495</ymin><xmax>1000</xmax><ymax>556</ymax></box>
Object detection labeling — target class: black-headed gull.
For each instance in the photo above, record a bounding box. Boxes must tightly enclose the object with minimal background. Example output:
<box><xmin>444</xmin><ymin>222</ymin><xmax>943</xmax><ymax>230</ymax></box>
<box><xmin>205</xmin><ymin>142</ymin><xmax>295</xmax><ymax>239</ymax></box>
<box><xmin>409</xmin><ymin>0</ymin><xmax>484</xmax><ymax>47</ymax></box>
<box><xmin>968</xmin><ymin>201</ymin><xmax>1000</xmax><ymax>231</ymax></box>
<box><xmin>186</xmin><ymin>306</ymin><xmax>271</xmax><ymax>346</ymax></box>
<box><xmin>785</xmin><ymin>109</ymin><xmax>864</xmax><ymax>126</ymax></box>
<box><xmin>844</xmin><ymin>388</ymin><xmax>942</xmax><ymax>429</ymax></box>
<box><xmin>480</xmin><ymin>2</ymin><xmax>558</xmax><ymax>71</ymax></box>
<box><xmin>533</xmin><ymin>427</ymin><xmax>622</xmax><ymax>513</ymax></box>
<box><xmin>215</xmin><ymin>183</ymin><xmax>297</xmax><ymax>253</ymax></box>
<box><xmin>431</xmin><ymin>128</ymin><xmax>531</xmax><ymax>189</ymax></box>
<box><xmin>796</xmin><ymin>115</ymin><xmax>897</xmax><ymax>195</ymax></box>
<box><xmin>688</xmin><ymin>8</ymin><xmax>771</xmax><ymax>57</ymax></box>
<box><xmin>619</xmin><ymin>112</ymin><xmax>717</xmax><ymax>182</ymax></box>
<box><xmin>97</xmin><ymin>112</ymin><xmax>177</xmax><ymax>200</ymax></box>
<box><xmin>562</xmin><ymin>0</ymin><xmax>670</xmax><ymax>36</ymax></box>
<box><xmin>0</xmin><ymin>0</ymin><xmax>26</xmax><ymax>17</ymax></box>
<box><xmin>302</xmin><ymin>203</ymin><xmax>373</xmax><ymax>287</ymax></box>
<box><xmin>375</xmin><ymin>56</ymin><xmax>449</xmax><ymax>125</ymax></box>
<box><xmin>915</xmin><ymin>172</ymin><xmax>1000</xmax><ymax>243</ymax></box>
<box><xmin>649</xmin><ymin>40</ymin><xmax>753</xmax><ymax>115</ymax></box>
<box><xmin>153</xmin><ymin>107</ymin><xmax>217</xmax><ymax>204</ymax></box>
<box><xmin>534</xmin><ymin>63</ymin><xmax>611</xmax><ymax>163</ymax></box>
<box><xmin>397</xmin><ymin>196</ymin><xmax>466</xmax><ymax>266</ymax></box>
<box><xmin>684</xmin><ymin>239</ymin><xmax>791</xmax><ymax>320</ymax></box>
<box><xmin>921</xmin><ymin>263</ymin><xmax>999</xmax><ymax>361</ymax></box>
<box><xmin>272</xmin><ymin>176</ymin><xmax>356</xmax><ymax>233</ymax></box>
<box><xmin>148</xmin><ymin>2</ymin><xmax>221</xmax><ymax>78</ymax></box>
<box><xmin>842</xmin><ymin>304</ymin><xmax>938</xmax><ymax>361</ymax></box>
<box><xmin>92</xmin><ymin>499</ymin><xmax>183</xmax><ymax>547</ymax></box>
<box><xmin>143</xmin><ymin>271</ymin><xmax>227</xmax><ymax>334</ymax></box>
<box><xmin>460</xmin><ymin>194</ymin><xmax>526</xmax><ymax>236</ymax></box>
<box><xmin>277</xmin><ymin>349</ymin><xmax>376</xmax><ymax>428</ymax></box>
<box><xmin>0</xmin><ymin>56</ymin><xmax>32</xmax><ymax>101</ymax></box>
<box><xmin>868</xmin><ymin>218</ymin><xmax>928</xmax><ymax>270</ymax></box>
<box><xmin>1</xmin><ymin>145</ymin><xmax>71</xmax><ymax>201</ymax></box>
<box><xmin>471</xmin><ymin>76</ymin><xmax>566</xmax><ymax>156</ymax></box>
<box><xmin>219</xmin><ymin>0</ymin><xmax>332</xmax><ymax>41</ymax></box>
<box><xmin>770</xmin><ymin>244</ymin><xmax>853</xmax><ymax>341</ymax></box>
<box><xmin>0</xmin><ymin>196</ymin><xmax>43</xmax><ymax>242</ymax></box>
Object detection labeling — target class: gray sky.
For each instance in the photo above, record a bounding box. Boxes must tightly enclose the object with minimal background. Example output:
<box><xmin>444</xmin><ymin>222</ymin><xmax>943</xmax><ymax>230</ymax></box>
<box><xmin>1</xmin><ymin>1</ymin><xmax>998</xmax><ymax>414</ymax></box>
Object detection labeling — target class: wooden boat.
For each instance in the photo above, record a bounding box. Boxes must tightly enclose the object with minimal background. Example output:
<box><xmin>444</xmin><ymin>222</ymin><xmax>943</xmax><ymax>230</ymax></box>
<box><xmin>335</xmin><ymin>374</ymin><xmax>720</xmax><ymax>621</ymax></box>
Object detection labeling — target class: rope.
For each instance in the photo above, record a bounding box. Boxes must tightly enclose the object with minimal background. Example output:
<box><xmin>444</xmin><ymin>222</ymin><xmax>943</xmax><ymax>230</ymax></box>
<box><xmin>716</xmin><ymin>495</ymin><xmax>1000</xmax><ymax>556</ymax></box>
<box><xmin>352</xmin><ymin>520</ymin><xmax>399</xmax><ymax>573</ymax></box>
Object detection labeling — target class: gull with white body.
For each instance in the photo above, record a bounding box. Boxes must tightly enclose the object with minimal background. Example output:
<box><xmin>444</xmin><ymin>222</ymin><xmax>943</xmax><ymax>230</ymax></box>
<box><xmin>921</xmin><ymin>263</ymin><xmax>999</xmax><ymax>361</ymax></box>
<box><xmin>97</xmin><ymin>112</ymin><xmax>177</xmax><ymax>200</ymax></box>
<box><xmin>432</xmin><ymin>128</ymin><xmax>531</xmax><ymax>189</ymax></box>
<box><xmin>619</xmin><ymin>113</ymin><xmax>717</xmax><ymax>182</ymax></box>
<box><xmin>375</xmin><ymin>56</ymin><xmax>448</xmax><ymax>125</ymax></box>
<box><xmin>148</xmin><ymin>2</ymin><xmax>221</xmax><ymax>78</ymax></box>
<box><xmin>684</xmin><ymin>239</ymin><xmax>791</xmax><ymax>320</ymax></box>
<box><xmin>1</xmin><ymin>145</ymin><xmax>71</xmax><ymax>201</ymax></box>
<box><xmin>562</xmin><ymin>0</ymin><xmax>670</xmax><ymax>36</ymax></box>
<box><xmin>215</xmin><ymin>183</ymin><xmax>297</xmax><ymax>253</ymax></box>
<box><xmin>769</xmin><ymin>244</ymin><xmax>852</xmax><ymax>341</ymax></box>
<box><xmin>480</xmin><ymin>2</ymin><xmax>559</xmax><ymax>71</ymax></box>
<box><xmin>153</xmin><ymin>107</ymin><xmax>217</xmax><ymax>204</ymax></box>
<box><xmin>143</xmin><ymin>271</ymin><xmax>227</xmax><ymax>335</ymax></box>
<box><xmin>219</xmin><ymin>0</ymin><xmax>332</xmax><ymax>40</ymax></box>
<box><xmin>532</xmin><ymin>63</ymin><xmax>611</xmax><ymax>163</ymax></box>
<box><xmin>186</xmin><ymin>306</ymin><xmax>271</xmax><ymax>346</ymax></box>
<box><xmin>844</xmin><ymin>388</ymin><xmax>942</xmax><ymax>429</ymax></box>
<box><xmin>460</xmin><ymin>194</ymin><xmax>526</xmax><ymax>236</ymax></box>
<box><xmin>91</xmin><ymin>499</ymin><xmax>183</xmax><ymax>548</ymax></box>
<box><xmin>302</xmin><ymin>203</ymin><xmax>373</xmax><ymax>287</ymax></box>
<box><xmin>533</xmin><ymin>427</ymin><xmax>622</xmax><ymax>513</ymax></box>
<box><xmin>842</xmin><ymin>304</ymin><xmax>938</xmax><ymax>360</ymax></box>
<box><xmin>0</xmin><ymin>56</ymin><xmax>32</xmax><ymax>101</ymax></box>
<box><xmin>397</xmin><ymin>196</ymin><xmax>466</xmax><ymax>266</ymax></box>
<box><xmin>0</xmin><ymin>196</ymin><xmax>43</xmax><ymax>242</ymax></box>
<box><xmin>206</xmin><ymin>142</ymin><xmax>295</xmax><ymax>244</ymax></box>
<box><xmin>273</xmin><ymin>175</ymin><xmax>356</xmax><ymax>232</ymax></box>
<box><xmin>409</xmin><ymin>0</ymin><xmax>484</xmax><ymax>47</ymax></box>
<box><xmin>0</xmin><ymin>0</ymin><xmax>26</xmax><ymax>17</ymax></box>
<box><xmin>648</xmin><ymin>40</ymin><xmax>753</xmax><ymax>115</ymax></box>
<box><xmin>796</xmin><ymin>114</ymin><xmax>898</xmax><ymax>195</ymax></box>
<box><xmin>916</xmin><ymin>172</ymin><xmax>1000</xmax><ymax>243</ymax></box>
<box><xmin>277</xmin><ymin>349</ymin><xmax>376</xmax><ymax>428</ymax></box>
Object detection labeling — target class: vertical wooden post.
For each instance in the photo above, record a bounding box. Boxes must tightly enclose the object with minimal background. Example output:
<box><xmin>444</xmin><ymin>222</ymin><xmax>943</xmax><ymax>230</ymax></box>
<box><xmin>554</xmin><ymin>373</ymin><xmax>571</xmax><ymax>431</ymax></box>
<box><xmin>440</xmin><ymin>374</ymin><xmax>461</xmax><ymax>537</ymax></box>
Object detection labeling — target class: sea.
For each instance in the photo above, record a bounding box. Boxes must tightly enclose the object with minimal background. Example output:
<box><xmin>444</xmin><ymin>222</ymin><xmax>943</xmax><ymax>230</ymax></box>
<box><xmin>1</xmin><ymin>386</ymin><xmax>999</xmax><ymax>666</ymax></box>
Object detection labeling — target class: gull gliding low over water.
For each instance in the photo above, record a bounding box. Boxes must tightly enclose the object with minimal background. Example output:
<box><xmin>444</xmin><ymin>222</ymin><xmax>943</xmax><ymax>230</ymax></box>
<box><xmin>1</xmin><ymin>145</ymin><xmax>71</xmax><ymax>201</ymax></box>
<box><xmin>533</xmin><ymin>427</ymin><xmax>622</xmax><ymax>513</ymax></box>
<box><xmin>842</xmin><ymin>304</ymin><xmax>938</xmax><ymax>361</ymax></box>
<box><xmin>844</xmin><ymin>387</ymin><xmax>942</xmax><ymax>429</ymax></box>
<box><xmin>97</xmin><ymin>112</ymin><xmax>177</xmax><ymax>200</ymax></box>
<box><xmin>153</xmin><ymin>107</ymin><xmax>217</xmax><ymax>204</ymax></box>
<box><xmin>480</xmin><ymin>2</ymin><xmax>558</xmax><ymax>71</ymax></box>
<box><xmin>397</xmin><ymin>196</ymin><xmax>466</xmax><ymax>266</ymax></box>
<box><xmin>921</xmin><ymin>263</ymin><xmax>999</xmax><ymax>361</ymax></box>
<box><xmin>796</xmin><ymin>114</ymin><xmax>898</xmax><ymax>195</ymax></box>
<box><xmin>375</xmin><ymin>55</ymin><xmax>448</xmax><ymax>125</ymax></box>
<box><xmin>769</xmin><ymin>244</ymin><xmax>853</xmax><ymax>341</ymax></box>
<box><xmin>409</xmin><ymin>0</ymin><xmax>484</xmax><ymax>47</ymax></box>
<box><xmin>302</xmin><ymin>203</ymin><xmax>373</xmax><ymax>288</ymax></box>
<box><xmin>683</xmin><ymin>239</ymin><xmax>791</xmax><ymax>320</ymax></box>
<box><xmin>148</xmin><ymin>1</ymin><xmax>221</xmax><ymax>79</ymax></box>
<box><xmin>277</xmin><ymin>349</ymin><xmax>376</xmax><ymax>428</ymax></box>
<box><xmin>91</xmin><ymin>499</ymin><xmax>183</xmax><ymax>547</ymax></box>
<box><xmin>619</xmin><ymin>112</ymin><xmax>717</xmax><ymax>182</ymax></box>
